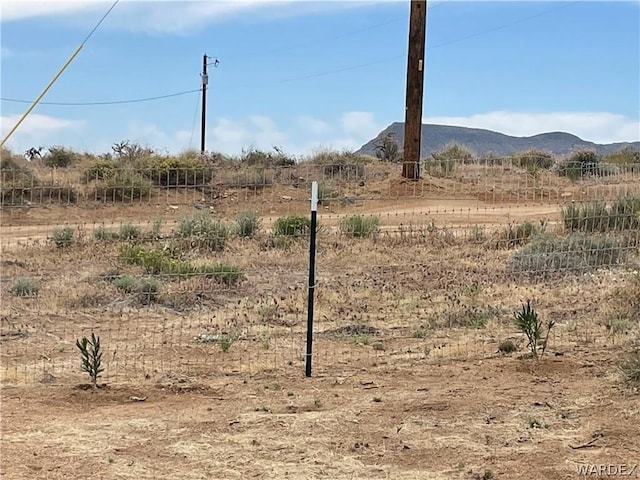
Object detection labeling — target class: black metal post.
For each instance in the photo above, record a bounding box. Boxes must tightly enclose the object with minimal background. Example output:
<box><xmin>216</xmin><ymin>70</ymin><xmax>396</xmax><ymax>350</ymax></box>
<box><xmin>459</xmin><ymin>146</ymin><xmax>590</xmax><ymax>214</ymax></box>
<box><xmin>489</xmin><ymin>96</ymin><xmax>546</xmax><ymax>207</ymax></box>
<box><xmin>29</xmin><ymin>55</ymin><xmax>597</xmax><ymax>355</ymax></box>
<box><xmin>305</xmin><ymin>182</ymin><xmax>318</xmax><ymax>377</ymax></box>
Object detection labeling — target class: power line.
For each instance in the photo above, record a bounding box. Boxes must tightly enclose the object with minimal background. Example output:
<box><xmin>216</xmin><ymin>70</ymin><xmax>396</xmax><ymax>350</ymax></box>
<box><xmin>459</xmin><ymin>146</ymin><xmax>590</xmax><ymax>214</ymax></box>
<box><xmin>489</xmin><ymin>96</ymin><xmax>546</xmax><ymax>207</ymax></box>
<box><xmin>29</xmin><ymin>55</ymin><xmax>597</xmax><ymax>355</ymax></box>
<box><xmin>0</xmin><ymin>0</ymin><xmax>580</xmax><ymax>108</ymax></box>
<box><xmin>1</xmin><ymin>89</ymin><xmax>201</xmax><ymax>106</ymax></box>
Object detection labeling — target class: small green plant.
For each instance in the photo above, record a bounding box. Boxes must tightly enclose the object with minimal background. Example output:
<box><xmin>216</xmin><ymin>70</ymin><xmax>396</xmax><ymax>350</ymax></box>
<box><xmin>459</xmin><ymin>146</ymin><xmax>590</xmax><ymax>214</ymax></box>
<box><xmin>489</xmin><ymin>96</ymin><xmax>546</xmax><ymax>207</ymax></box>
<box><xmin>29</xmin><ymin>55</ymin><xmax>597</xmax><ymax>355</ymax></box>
<box><xmin>219</xmin><ymin>334</ymin><xmax>234</xmax><ymax>352</ymax></box>
<box><xmin>75</xmin><ymin>332</ymin><xmax>105</xmax><ymax>390</ymax></box>
<box><xmin>317</xmin><ymin>183</ymin><xmax>338</xmax><ymax>205</ymax></box>
<box><xmin>10</xmin><ymin>277</ymin><xmax>40</xmax><ymax>297</ymax></box>
<box><xmin>94</xmin><ymin>170</ymin><xmax>153</xmax><ymax>201</ymax></box>
<box><xmin>84</xmin><ymin>160</ymin><xmax>117</xmax><ymax>181</ymax></box>
<box><xmin>119</xmin><ymin>223</ymin><xmax>141</xmax><ymax>240</ymax></box>
<box><xmin>235</xmin><ymin>210</ymin><xmax>261</xmax><ymax>238</ymax></box>
<box><xmin>199</xmin><ymin>263</ymin><xmax>245</xmax><ymax>286</ymax></box>
<box><xmin>498</xmin><ymin>339</ymin><xmax>517</xmax><ymax>354</ymax></box>
<box><xmin>526</xmin><ymin>417</ymin><xmax>544</xmax><ymax>429</ymax></box>
<box><xmin>92</xmin><ymin>226</ymin><xmax>119</xmax><ymax>241</ymax></box>
<box><xmin>112</xmin><ymin>274</ymin><xmax>137</xmax><ymax>293</ymax></box>
<box><xmin>619</xmin><ymin>348</ymin><xmax>640</xmax><ymax>384</ymax></box>
<box><xmin>177</xmin><ymin>212</ymin><xmax>229</xmax><ymax>251</ymax></box>
<box><xmin>339</xmin><ymin>214</ymin><xmax>380</xmax><ymax>238</ymax></box>
<box><xmin>150</xmin><ymin>215</ymin><xmax>164</xmax><ymax>239</ymax></box>
<box><xmin>43</xmin><ymin>146</ymin><xmax>76</xmax><ymax>168</ymax></box>
<box><xmin>481</xmin><ymin>469</ymin><xmax>495</xmax><ymax>480</ymax></box>
<box><xmin>273</xmin><ymin>215</ymin><xmax>310</xmax><ymax>236</ymax></box>
<box><xmin>514</xmin><ymin>300</ymin><xmax>555</xmax><ymax>359</ymax></box>
<box><xmin>50</xmin><ymin>226</ymin><xmax>75</xmax><ymax>248</ymax></box>
<box><xmin>372</xmin><ymin>341</ymin><xmax>385</xmax><ymax>351</ymax></box>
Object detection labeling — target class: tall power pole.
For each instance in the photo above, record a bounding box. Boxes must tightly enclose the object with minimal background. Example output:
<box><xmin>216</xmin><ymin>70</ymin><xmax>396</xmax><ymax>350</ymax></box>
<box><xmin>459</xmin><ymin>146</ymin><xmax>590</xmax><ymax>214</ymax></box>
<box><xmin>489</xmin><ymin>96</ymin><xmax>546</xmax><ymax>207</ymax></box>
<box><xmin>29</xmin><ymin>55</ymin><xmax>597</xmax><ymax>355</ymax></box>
<box><xmin>200</xmin><ymin>54</ymin><xmax>208</xmax><ymax>154</ymax></box>
<box><xmin>402</xmin><ymin>0</ymin><xmax>427</xmax><ymax>180</ymax></box>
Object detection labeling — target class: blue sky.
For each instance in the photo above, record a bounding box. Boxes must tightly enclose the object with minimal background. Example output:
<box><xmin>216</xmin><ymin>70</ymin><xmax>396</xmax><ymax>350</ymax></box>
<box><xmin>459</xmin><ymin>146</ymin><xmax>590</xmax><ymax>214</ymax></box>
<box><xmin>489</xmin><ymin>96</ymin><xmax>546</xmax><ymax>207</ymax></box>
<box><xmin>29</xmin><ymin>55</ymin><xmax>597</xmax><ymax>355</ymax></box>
<box><xmin>1</xmin><ymin>0</ymin><xmax>639</xmax><ymax>156</ymax></box>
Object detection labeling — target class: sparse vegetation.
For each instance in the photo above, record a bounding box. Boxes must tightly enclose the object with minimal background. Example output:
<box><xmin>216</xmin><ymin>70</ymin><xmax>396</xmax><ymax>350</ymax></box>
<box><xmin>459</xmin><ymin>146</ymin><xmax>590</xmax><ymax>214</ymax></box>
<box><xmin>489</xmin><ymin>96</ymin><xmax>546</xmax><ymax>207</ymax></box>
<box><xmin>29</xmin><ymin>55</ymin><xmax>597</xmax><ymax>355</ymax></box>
<box><xmin>498</xmin><ymin>339</ymin><xmax>517</xmax><ymax>354</ymax></box>
<box><xmin>50</xmin><ymin>227</ymin><xmax>75</xmax><ymax>248</ymax></box>
<box><xmin>514</xmin><ymin>300</ymin><xmax>555</xmax><ymax>359</ymax></box>
<box><xmin>43</xmin><ymin>146</ymin><xmax>77</xmax><ymax>168</ymax></box>
<box><xmin>273</xmin><ymin>215</ymin><xmax>310</xmax><ymax>236</ymax></box>
<box><xmin>139</xmin><ymin>153</ymin><xmax>214</xmax><ymax>187</ymax></box>
<box><xmin>426</xmin><ymin>143</ymin><xmax>474</xmax><ymax>177</ymax></box>
<box><xmin>235</xmin><ymin>210</ymin><xmax>261</xmax><ymax>238</ymax></box>
<box><xmin>339</xmin><ymin>214</ymin><xmax>379</xmax><ymax>238</ymax></box>
<box><xmin>94</xmin><ymin>170</ymin><xmax>153</xmax><ymax>201</ymax></box>
<box><xmin>75</xmin><ymin>333</ymin><xmax>105</xmax><ymax>390</ymax></box>
<box><xmin>619</xmin><ymin>348</ymin><xmax>640</xmax><ymax>384</ymax></box>
<box><xmin>119</xmin><ymin>223</ymin><xmax>141</xmax><ymax>240</ymax></box>
<box><xmin>10</xmin><ymin>277</ymin><xmax>40</xmax><ymax>297</ymax></box>
<box><xmin>176</xmin><ymin>212</ymin><xmax>229</xmax><ymax>251</ymax></box>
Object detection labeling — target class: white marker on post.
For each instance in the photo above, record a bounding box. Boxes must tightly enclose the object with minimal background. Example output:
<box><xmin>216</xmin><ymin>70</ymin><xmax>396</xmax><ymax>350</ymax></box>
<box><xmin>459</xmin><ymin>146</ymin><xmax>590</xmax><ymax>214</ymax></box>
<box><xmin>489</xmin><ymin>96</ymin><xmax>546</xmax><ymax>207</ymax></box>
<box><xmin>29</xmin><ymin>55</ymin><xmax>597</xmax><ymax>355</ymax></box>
<box><xmin>311</xmin><ymin>181</ymin><xmax>318</xmax><ymax>212</ymax></box>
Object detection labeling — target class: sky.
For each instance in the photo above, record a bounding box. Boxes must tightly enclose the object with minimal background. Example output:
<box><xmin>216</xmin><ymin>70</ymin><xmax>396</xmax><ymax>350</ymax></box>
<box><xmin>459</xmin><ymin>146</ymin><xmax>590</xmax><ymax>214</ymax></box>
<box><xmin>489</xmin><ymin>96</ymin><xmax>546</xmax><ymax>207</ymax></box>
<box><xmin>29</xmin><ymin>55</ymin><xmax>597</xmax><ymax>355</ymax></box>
<box><xmin>1</xmin><ymin>0</ymin><xmax>639</xmax><ymax>157</ymax></box>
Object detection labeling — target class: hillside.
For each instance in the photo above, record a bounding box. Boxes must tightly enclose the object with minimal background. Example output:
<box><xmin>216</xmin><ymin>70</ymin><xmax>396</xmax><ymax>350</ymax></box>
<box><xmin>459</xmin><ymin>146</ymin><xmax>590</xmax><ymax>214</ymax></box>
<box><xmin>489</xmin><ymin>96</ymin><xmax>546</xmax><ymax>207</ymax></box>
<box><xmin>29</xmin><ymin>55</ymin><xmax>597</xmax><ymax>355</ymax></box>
<box><xmin>357</xmin><ymin>122</ymin><xmax>640</xmax><ymax>158</ymax></box>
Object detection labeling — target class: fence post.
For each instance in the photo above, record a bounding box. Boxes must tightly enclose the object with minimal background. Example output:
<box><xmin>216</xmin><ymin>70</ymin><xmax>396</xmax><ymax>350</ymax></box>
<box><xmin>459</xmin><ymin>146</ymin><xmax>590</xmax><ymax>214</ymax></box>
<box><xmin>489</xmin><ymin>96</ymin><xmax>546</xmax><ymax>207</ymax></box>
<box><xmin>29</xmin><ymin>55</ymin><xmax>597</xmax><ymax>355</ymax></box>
<box><xmin>305</xmin><ymin>181</ymin><xmax>318</xmax><ymax>377</ymax></box>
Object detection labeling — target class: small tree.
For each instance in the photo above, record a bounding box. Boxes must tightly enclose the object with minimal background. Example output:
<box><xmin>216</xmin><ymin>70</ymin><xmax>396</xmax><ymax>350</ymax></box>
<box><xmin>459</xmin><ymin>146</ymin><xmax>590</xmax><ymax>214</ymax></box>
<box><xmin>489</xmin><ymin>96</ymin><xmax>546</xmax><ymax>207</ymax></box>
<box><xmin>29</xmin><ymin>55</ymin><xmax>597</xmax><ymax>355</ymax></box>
<box><xmin>514</xmin><ymin>300</ymin><xmax>555</xmax><ymax>359</ymax></box>
<box><xmin>76</xmin><ymin>333</ymin><xmax>105</xmax><ymax>390</ymax></box>
<box><xmin>374</xmin><ymin>133</ymin><xmax>400</xmax><ymax>163</ymax></box>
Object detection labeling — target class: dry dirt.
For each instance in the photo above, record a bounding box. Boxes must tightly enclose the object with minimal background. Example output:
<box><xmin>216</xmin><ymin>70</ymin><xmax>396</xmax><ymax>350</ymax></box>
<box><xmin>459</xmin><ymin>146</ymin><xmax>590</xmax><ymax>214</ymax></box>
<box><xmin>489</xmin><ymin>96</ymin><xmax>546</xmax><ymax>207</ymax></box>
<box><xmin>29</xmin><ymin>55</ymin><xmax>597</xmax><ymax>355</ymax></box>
<box><xmin>2</xmin><ymin>165</ymin><xmax>640</xmax><ymax>479</ymax></box>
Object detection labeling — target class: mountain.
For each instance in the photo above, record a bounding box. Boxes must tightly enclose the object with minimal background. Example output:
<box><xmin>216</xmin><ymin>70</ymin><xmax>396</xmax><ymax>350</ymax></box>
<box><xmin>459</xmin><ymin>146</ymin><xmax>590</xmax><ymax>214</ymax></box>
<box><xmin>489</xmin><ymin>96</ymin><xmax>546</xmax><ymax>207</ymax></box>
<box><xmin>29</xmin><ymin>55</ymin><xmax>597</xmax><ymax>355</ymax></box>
<box><xmin>357</xmin><ymin>122</ymin><xmax>640</xmax><ymax>158</ymax></box>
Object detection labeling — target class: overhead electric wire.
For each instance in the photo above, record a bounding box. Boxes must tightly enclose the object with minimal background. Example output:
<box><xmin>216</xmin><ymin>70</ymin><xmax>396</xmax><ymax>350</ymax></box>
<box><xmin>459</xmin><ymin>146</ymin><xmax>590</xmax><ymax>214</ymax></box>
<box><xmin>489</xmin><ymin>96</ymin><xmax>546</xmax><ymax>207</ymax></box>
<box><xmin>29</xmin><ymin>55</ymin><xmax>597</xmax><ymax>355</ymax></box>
<box><xmin>0</xmin><ymin>0</ymin><xmax>579</xmax><ymax>108</ymax></box>
<box><xmin>1</xmin><ymin>89</ymin><xmax>201</xmax><ymax>106</ymax></box>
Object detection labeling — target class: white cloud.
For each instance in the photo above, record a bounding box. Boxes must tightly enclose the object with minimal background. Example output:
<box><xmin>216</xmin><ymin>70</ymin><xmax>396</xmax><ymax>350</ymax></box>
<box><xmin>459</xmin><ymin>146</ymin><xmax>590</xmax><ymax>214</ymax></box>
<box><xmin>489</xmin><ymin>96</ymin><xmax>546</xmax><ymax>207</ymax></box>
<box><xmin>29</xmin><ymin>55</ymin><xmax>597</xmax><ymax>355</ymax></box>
<box><xmin>0</xmin><ymin>113</ymin><xmax>85</xmax><ymax>151</ymax></box>
<box><xmin>422</xmin><ymin>111</ymin><xmax>640</xmax><ymax>144</ymax></box>
<box><xmin>0</xmin><ymin>0</ymin><xmax>369</xmax><ymax>34</ymax></box>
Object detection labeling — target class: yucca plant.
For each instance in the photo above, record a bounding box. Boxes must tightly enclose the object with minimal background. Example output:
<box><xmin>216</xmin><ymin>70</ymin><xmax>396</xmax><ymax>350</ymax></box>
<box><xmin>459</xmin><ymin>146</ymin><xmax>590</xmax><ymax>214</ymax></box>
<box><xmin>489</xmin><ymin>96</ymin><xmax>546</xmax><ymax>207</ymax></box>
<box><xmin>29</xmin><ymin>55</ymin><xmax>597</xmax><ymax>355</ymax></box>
<box><xmin>514</xmin><ymin>300</ymin><xmax>555</xmax><ymax>359</ymax></box>
<box><xmin>75</xmin><ymin>333</ymin><xmax>105</xmax><ymax>390</ymax></box>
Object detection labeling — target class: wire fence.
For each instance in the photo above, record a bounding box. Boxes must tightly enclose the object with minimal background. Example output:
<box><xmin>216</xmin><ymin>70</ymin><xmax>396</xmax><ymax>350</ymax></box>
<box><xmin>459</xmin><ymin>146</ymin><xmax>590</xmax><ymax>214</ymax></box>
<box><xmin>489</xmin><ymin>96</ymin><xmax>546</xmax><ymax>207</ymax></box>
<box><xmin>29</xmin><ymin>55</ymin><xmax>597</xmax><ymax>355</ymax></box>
<box><xmin>1</xmin><ymin>156</ymin><xmax>639</xmax><ymax>386</ymax></box>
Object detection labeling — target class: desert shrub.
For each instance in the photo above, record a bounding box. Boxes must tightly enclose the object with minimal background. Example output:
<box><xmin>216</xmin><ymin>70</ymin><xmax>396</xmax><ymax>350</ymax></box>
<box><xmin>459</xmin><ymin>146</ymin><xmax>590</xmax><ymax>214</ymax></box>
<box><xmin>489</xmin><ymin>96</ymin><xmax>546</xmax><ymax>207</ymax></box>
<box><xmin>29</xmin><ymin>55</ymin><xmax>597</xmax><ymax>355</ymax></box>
<box><xmin>225</xmin><ymin>166</ymin><xmax>274</xmax><ymax>189</ymax></box>
<box><xmin>240</xmin><ymin>146</ymin><xmax>295</xmax><ymax>167</ymax></box>
<box><xmin>307</xmin><ymin>149</ymin><xmax>368</xmax><ymax>179</ymax></box>
<box><xmin>111</xmin><ymin>140</ymin><xmax>154</xmax><ymax>162</ymax></box>
<box><xmin>112</xmin><ymin>274</ymin><xmax>138</xmax><ymax>293</ymax></box>
<box><xmin>10</xmin><ymin>277</ymin><xmax>40</xmax><ymax>297</ymax></box>
<box><xmin>199</xmin><ymin>263</ymin><xmax>244</xmax><ymax>286</ymax></box>
<box><xmin>514</xmin><ymin>300</ymin><xmax>554</xmax><ymax>359</ymax></box>
<box><xmin>273</xmin><ymin>215</ymin><xmax>310</xmax><ymax>236</ymax></box>
<box><xmin>94</xmin><ymin>170</ymin><xmax>153</xmax><ymax>201</ymax></box>
<box><xmin>511</xmin><ymin>233</ymin><xmax>625</xmax><ymax>275</ymax></box>
<box><xmin>235</xmin><ymin>211</ymin><xmax>261</xmax><ymax>238</ymax></box>
<box><xmin>604</xmin><ymin>147</ymin><xmax>640</xmax><ymax>165</ymax></box>
<box><xmin>138</xmin><ymin>277</ymin><xmax>162</xmax><ymax>302</ymax></box>
<box><xmin>119</xmin><ymin>245</ymin><xmax>187</xmax><ymax>275</ymax></box>
<box><xmin>340</xmin><ymin>214</ymin><xmax>380</xmax><ymax>238</ymax></box>
<box><xmin>139</xmin><ymin>154</ymin><xmax>214</xmax><ymax>187</ymax></box>
<box><xmin>317</xmin><ymin>183</ymin><xmax>338</xmax><ymax>205</ymax></box>
<box><xmin>557</xmin><ymin>149</ymin><xmax>606</xmax><ymax>179</ymax></box>
<box><xmin>493</xmin><ymin>221</ymin><xmax>540</xmax><ymax>248</ymax></box>
<box><xmin>512</xmin><ymin>149</ymin><xmax>554</xmax><ymax>171</ymax></box>
<box><xmin>42</xmin><ymin>146</ymin><xmax>76</xmax><ymax>168</ymax></box>
<box><xmin>119</xmin><ymin>223</ymin><xmax>141</xmax><ymax>240</ymax></box>
<box><xmin>50</xmin><ymin>227</ymin><xmax>75</xmax><ymax>248</ymax></box>
<box><xmin>425</xmin><ymin>143</ymin><xmax>474</xmax><ymax>177</ymax></box>
<box><xmin>85</xmin><ymin>160</ymin><xmax>117</xmax><ymax>182</ymax></box>
<box><xmin>498</xmin><ymin>339</ymin><xmax>517</xmax><ymax>354</ymax></box>
<box><xmin>1</xmin><ymin>155</ymin><xmax>37</xmax><ymax>206</ymax></box>
<box><xmin>374</xmin><ymin>133</ymin><xmax>401</xmax><ymax>162</ymax></box>
<box><xmin>176</xmin><ymin>212</ymin><xmax>229</xmax><ymax>251</ymax></box>
<box><xmin>619</xmin><ymin>348</ymin><xmax>640</xmax><ymax>384</ymax></box>
<box><xmin>562</xmin><ymin>197</ymin><xmax>640</xmax><ymax>233</ymax></box>
<box><xmin>92</xmin><ymin>226</ymin><xmax>119</xmax><ymax>241</ymax></box>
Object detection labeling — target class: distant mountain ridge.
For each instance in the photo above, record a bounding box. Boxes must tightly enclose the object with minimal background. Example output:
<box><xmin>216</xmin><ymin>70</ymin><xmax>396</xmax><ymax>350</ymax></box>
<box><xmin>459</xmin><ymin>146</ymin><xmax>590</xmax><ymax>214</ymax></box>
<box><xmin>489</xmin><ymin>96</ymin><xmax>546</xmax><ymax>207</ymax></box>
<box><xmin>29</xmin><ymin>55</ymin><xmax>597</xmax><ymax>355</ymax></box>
<box><xmin>357</xmin><ymin>122</ymin><xmax>640</xmax><ymax>158</ymax></box>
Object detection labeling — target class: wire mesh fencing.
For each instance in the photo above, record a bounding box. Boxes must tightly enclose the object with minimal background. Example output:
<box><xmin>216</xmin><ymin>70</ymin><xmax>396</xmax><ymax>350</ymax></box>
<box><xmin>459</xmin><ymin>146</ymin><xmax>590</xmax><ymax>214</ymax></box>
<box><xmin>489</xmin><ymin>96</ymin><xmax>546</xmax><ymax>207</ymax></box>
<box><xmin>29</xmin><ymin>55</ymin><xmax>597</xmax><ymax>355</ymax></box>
<box><xmin>1</xmin><ymin>154</ymin><xmax>639</xmax><ymax>386</ymax></box>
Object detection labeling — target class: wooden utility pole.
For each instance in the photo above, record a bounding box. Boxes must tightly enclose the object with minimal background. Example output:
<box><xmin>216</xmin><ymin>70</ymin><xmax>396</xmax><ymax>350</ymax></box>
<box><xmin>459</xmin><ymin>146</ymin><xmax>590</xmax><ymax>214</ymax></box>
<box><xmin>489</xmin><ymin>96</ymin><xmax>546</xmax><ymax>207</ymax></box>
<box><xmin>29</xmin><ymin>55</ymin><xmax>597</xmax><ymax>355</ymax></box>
<box><xmin>402</xmin><ymin>0</ymin><xmax>427</xmax><ymax>180</ymax></box>
<box><xmin>200</xmin><ymin>53</ymin><xmax>208</xmax><ymax>154</ymax></box>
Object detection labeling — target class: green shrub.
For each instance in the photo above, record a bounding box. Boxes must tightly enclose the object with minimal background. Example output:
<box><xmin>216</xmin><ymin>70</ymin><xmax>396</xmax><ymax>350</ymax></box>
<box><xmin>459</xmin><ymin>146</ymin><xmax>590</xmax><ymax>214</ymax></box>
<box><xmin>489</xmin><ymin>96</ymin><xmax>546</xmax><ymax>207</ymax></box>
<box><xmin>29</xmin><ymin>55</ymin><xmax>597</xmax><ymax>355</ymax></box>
<box><xmin>43</xmin><ymin>146</ymin><xmax>76</xmax><ymax>168</ymax></box>
<box><xmin>1</xmin><ymin>156</ymin><xmax>37</xmax><ymax>206</ymax></box>
<box><xmin>374</xmin><ymin>133</ymin><xmax>400</xmax><ymax>163</ymax></box>
<box><xmin>138</xmin><ymin>277</ymin><xmax>162</xmax><ymax>299</ymax></box>
<box><xmin>604</xmin><ymin>147</ymin><xmax>640</xmax><ymax>165</ymax></box>
<box><xmin>177</xmin><ymin>212</ymin><xmax>229</xmax><ymax>251</ymax></box>
<box><xmin>317</xmin><ymin>183</ymin><xmax>338</xmax><ymax>205</ymax></box>
<box><xmin>10</xmin><ymin>277</ymin><xmax>40</xmax><ymax>297</ymax></box>
<box><xmin>240</xmin><ymin>146</ymin><xmax>295</xmax><ymax>167</ymax></box>
<box><xmin>50</xmin><ymin>227</ymin><xmax>75</xmax><ymax>248</ymax></box>
<box><xmin>498</xmin><ymin>339</ymin><xmax>517</xmax><ymax>354</ymax></box>
<box><xmin>512</xmin><ymin>149</ymin><xmax>554</xmax><ymax>172</ymax></box>
<box><xmin>511</xmin><ymin>233</ymin><xmax>625</xmax><ymax>275</ymax></box>
<box><xmin>426</xmin><ymin>143</ymin><xmax>474</xmax><ymax>177</ymax></box>
<box><xmin>199</xmin><ymin>263</ymin><xmax>244</xmax><ymax>286</ymax></box>
<box><xmin>307</xmin><ymin>149</ymin><xmax>367</xmax><ymax>179</ymax></box>
<box><xmin>514</xmin><ymin>300</ymin><xmax>554</xmax><ymax>359</ymax></box>
<box><xmin>619</xmin><ymin>348</ymin><xmax>640</xmax><ymax>384</ymax></box>
<box><xmin>85</xmin><ymin>160</ymin><xmax>117</xmax><ymax>182</ymax></box>
<box><xmin>558</xmin><ymin>149</ymin><xmax>606</xmax><ymax>179</ymax></box>
<box><xmin>495</xmin><ymin>221</ymin><xmax>539</xmax><ymax>248</ymax></box>
<box><xmin>112</xmin><ymin>274</ymin><xmax>137</xmax><ymax>293</ymax></box>
<box><xmin>562</xmin><ymin>197</ymin><xmax>640</xmax><ymax>233</ymax></box>
<box><xmin>95</xmin><ymin>170</ymin><xmax>153</xmax><ymax>201</ymax></box>
<box><xmin>139</xmin><ymin>154</ymin><xmax>214</xmax><ymax>187</ymax></box>
<box><xmin>119</xmin><ymin>223</ymin><xmax>141</xmax><ymax>240</ymax></box>
<box><xmin>235</xmin><ymin>210</ymin><xmax>261</xmax><ymax>238</ymax></box>
<box><xmin>92</xmin><ymin>226</ymin><xmax>119</xmax><ymax>242</ymax></box>
<box><xmin>340</xmin><ymin>214</ymin><xmax>380</xmax><ymax>238</ymax></box>
<box><xmin>273</xmin><ymin>215</ymin><xmax>310</xmax><ymax>236</ymax></box>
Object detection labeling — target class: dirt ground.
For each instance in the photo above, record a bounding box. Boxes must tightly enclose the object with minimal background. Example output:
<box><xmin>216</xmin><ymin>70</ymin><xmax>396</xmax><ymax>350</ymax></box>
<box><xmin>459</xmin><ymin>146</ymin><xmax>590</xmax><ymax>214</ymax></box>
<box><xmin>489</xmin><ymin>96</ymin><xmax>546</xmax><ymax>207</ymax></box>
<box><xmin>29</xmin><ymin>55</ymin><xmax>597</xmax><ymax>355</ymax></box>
<box><xmin>2</xmin><ymin>163</ymin><xmax>640</xmax><ymax>479</ymax></box>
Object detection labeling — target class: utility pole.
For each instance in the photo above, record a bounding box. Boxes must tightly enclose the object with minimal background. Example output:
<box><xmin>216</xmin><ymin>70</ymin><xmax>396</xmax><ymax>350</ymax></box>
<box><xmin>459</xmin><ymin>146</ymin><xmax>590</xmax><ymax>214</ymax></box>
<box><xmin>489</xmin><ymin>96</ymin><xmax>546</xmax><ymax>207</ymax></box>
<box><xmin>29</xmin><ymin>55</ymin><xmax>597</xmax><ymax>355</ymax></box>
<box><xmin>402</xmin><ymin>0</ymin><xmax>427</xmax><ymax>180</ymax></box>
<box><xmin>200</xmin><ymin>54</ymin><xmax>208</xmax><ymax>154</ymax></box>
<box><xmin>200</xmin><ymin>54</ymin><xmax>219</xmax><ymax>154</ymax></box>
